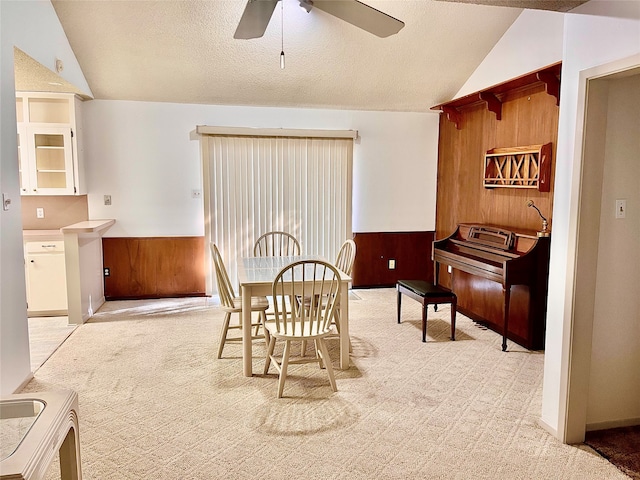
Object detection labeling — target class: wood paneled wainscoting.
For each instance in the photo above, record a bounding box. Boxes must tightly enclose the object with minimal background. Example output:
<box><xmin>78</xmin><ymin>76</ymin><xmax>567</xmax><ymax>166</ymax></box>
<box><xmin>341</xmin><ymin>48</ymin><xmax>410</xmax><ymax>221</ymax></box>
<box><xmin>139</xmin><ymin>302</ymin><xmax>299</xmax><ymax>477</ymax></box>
<box><xmin>351</xmin><ymin>232</ymin><xmax>434</xmax><ymax>288</ymax></box>
<box><xmin>103</xmin><ymin>237</ymin><xmax>206</xmax><ymax>300</ymax></box>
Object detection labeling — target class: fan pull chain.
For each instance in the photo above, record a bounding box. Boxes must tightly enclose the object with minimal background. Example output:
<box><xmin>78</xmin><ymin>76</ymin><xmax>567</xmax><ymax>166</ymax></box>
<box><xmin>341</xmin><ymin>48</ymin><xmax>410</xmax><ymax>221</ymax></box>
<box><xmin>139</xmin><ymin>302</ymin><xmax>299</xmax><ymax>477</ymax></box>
<box><xmin>280</xmin><ymin>0</ymin><xmax>285</xmax><ymax>69</ymax></box>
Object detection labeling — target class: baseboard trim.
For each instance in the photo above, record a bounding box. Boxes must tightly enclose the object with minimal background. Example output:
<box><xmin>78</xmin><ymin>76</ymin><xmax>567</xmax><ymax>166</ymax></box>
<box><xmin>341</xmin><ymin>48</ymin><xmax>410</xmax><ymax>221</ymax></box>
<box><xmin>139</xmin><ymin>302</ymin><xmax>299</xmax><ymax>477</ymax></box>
<box><xmin>14</xmin><ymin>372</ymin><xmax>34</xmax><ymax>393</ymax></box>
<box><xmin>105</xmin><ymin>293</ymin><xmax>208</xmax><ymax>301</ymax></box>
<box><xmin>28</xmin><ymin>309</ymin><xmax>68</xmax><ymax>318</ymax></box>
<box><xmin>537</xmin><ymin>418</ymin><xmax>558</xmax><ymax>439</ymax></box>
<box><xmin>84</xmin><ymin>295</ymin><xmax>106</xmax><ymax>322</ymax></box>
<box><xmin>586</xmin><ymin>417</ymin><xmax>640</xmax><ymax>432</ymax></box>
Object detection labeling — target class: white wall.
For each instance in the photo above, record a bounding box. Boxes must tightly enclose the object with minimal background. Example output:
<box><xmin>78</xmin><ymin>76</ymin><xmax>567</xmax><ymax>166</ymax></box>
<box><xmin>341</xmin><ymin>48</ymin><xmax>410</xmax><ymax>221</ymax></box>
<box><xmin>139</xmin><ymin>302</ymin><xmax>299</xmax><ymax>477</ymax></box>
<box><xmin>84</xmin><ymin>101</ymin><xmax>440</xmax><ymax>236</ymax></box>
<box><xmin>0</xmin><ymin>0</ymin><xmax>91</xmax><ymax>394</ymax></box>
<box><xmin>542</xmin><ymin>0</ymin><xmax>640</xmax><ymax>442</ymax></box>
<box><xmin>455</xmin><ymin>9</ymin><xmax>564</xmax><ymax>97</ymax></box>
<box><xmin>587</xmin><ymin>73</ymin><xmax>640</xmax><ymax>428</ymax></box>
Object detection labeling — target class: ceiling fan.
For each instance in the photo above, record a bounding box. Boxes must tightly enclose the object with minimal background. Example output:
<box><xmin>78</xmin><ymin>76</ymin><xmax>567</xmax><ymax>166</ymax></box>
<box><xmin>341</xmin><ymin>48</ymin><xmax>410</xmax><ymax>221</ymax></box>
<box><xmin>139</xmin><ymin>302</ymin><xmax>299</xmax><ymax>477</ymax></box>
<box><xmin>234</xmin><ymin>0</ymin><xmax>405</xmax><ymax>39</ymax></box>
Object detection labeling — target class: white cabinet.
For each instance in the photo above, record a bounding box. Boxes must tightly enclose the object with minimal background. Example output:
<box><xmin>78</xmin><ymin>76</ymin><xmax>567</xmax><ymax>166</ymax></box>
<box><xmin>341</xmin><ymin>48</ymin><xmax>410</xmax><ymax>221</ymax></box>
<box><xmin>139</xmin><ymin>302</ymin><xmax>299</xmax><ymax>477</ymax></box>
<box><xmin>25</xmin><ymin>240</ymin><xmax>68</xmax><ymax>316</ymax></box>
<box><xmin>16</xmin><ymin>93</ymin><xmax>85</xmax><ymax>196</ymax></box>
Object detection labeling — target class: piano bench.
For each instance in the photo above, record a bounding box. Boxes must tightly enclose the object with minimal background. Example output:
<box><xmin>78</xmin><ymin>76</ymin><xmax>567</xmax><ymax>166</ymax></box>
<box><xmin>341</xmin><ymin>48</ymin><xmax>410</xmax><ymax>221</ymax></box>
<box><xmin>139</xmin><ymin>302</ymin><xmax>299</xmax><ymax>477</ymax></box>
<box><xmin>396</xmin><ymin>280</ymin><xmax>457</xmax><ymax>342</ymax></box>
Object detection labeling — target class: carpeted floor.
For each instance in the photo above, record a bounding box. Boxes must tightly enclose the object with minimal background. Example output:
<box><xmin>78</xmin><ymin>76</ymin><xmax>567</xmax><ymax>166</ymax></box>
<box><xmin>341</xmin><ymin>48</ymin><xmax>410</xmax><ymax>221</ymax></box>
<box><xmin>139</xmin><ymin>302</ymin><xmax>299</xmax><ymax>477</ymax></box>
<box><xmin>20</xmin><ymin>288</ymin><xmax>630</xmax><ymax>479</ymax></box>
<box><xmin>585</xmin><ymin>426</ymin><xmax>640</xmax><ymax>479</ymax></box>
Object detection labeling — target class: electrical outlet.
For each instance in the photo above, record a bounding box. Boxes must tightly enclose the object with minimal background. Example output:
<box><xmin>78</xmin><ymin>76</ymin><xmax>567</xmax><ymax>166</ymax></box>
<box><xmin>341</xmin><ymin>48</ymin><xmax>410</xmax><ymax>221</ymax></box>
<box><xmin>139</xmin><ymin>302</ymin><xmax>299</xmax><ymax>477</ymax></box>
<box><xmin>615</xmin><ymin>199</ymin><xmax>626</xmax><ymax>219</ymax></box>
<box><xmin>104</xmin><ymin>267</ymin><xmax>110</xmax><ymax>277</ymax></box>
<box><xmin>104</xmin><ymin>195</ymin><xmax>112</xmax><ymax>206</ymax></box>
<box><xmin>192</xmin><ymin>189</ymin><xmax>202</xmax><ymax>199</ymax></box>
<box><xmin>447</xmin><ymin>265</ymin><xmax>452</xmax><ymax>274</ymax></box>
<box><xmin>388</xmin><ymin>259</ymin><xmax>396</xmax><ymax>270</ymax></box>
<box><xmin>36</xmin><ymin>207</ymin><xmax>44</xmax><ymax>218</ymax></box>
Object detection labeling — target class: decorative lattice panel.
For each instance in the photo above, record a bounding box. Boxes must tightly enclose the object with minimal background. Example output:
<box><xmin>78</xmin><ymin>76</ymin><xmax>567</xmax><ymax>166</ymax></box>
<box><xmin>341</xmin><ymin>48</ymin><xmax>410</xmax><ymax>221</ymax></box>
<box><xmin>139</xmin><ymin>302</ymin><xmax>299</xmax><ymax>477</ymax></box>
<box><xmin>483</xmin><ymin>143</ymin><xmax>552</xmax><ymax>192</ymax></box>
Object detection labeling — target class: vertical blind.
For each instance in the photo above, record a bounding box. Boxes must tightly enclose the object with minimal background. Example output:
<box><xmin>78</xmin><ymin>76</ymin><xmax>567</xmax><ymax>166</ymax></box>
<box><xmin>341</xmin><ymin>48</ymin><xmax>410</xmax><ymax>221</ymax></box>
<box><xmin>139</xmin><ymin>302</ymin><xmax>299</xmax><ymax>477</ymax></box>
<box><xmin>204</xmin><ymin>135</ymin><xmax>353</xmax><ymax>292</ymax></box>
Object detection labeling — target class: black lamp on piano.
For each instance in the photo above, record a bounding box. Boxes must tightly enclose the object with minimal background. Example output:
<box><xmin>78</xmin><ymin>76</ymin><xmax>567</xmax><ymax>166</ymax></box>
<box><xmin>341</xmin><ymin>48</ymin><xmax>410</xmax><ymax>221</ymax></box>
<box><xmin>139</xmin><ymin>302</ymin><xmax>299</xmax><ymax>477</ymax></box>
<box><xmin>527</xmin><ymin>200</ymin><xmax>550</xmax><ymax>237</ymax></box>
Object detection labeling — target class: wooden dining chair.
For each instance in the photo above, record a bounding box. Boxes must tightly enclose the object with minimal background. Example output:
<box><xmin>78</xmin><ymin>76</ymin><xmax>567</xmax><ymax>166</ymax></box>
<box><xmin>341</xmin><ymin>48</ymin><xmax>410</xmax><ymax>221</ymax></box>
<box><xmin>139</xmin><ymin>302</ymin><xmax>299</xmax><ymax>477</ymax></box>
<box><xmin>263</xmin><ymin>260</ymin><xmax>342</xmax><ymax>398</ymax></box>
<box><xmin>253</xmin><ymin>231</ymin><xmax>300</xmax><ymax>257</ymax></box>
<box><xmin>335</xmin><ymin>239</ymin><xmax>357</xmax><ymax>277</ymax></box>
<box><xmin>211</xmin><ymin>243</ymin><xmax>270</xmax><ymax>359</ymax></box>
<box><xmin>300</xmin><ymin>239</ymin><xmax>356</xmax><ymax>355</ymax></box>
<box><xmin>328</xmin><ymin>238</ymin><xmax>356</xmax><ymax>332</ymax></box>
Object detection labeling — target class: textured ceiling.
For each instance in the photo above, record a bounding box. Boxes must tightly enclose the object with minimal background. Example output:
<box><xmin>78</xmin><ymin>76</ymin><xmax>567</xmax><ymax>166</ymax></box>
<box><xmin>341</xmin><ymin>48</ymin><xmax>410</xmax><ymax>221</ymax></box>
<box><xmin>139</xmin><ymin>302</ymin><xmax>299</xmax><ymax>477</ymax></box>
<box><xmin>39</xmin><ymin>0</ymin><xmax>585</xmax><ymax>112</ymax></box>
<box><xmin>14</xmin><ymin>48</ymin><xmax>89</xmax><ymax>98</ymax></box>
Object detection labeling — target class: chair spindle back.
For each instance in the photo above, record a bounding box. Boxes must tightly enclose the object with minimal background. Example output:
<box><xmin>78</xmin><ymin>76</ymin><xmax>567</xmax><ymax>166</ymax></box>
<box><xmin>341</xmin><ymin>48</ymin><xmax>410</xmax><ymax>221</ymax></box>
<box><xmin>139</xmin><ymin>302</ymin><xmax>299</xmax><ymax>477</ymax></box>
<box><xmin>254</xmin><ymin>231</ymin><xmax>301</xmax><ymax>257</ymax></box>
<box><xmin>272</xmin><ymin>260</ymin><xmax>341</xmax><ymax>337</ymax></box>
<box><xmin>211</xmin><ymin>243</ymin><xmax>236</xmax><ymax>308</ymax></box>
<box><xmin>335</xmin><ymin>239</ymin><xmax>356</xmax><ymax>276</ymax></box>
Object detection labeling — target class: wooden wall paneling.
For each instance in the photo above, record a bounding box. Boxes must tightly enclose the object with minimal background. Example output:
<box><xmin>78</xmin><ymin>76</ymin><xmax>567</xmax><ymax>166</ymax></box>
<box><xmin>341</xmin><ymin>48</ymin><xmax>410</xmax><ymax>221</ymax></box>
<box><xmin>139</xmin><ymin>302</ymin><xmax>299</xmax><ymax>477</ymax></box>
<box><xmin>103</xmin><ymin>238</ymin><xmax>155</xmax><ymax>298</ymax></box>
<box><xmin>435</xmin><ymin>117</ymin><xmax>457</xmax><ymax>239</ymax></box>
<box><xmin>351</xmin><ymin>232</ymin><xmax>434</xmax><ymax>287</ymax></box>
<box><xmin>435</xmin><ymin>84</ymin><xmax>558</xmax><ymax>237</ymax></box>
<box><xmin>103</xmin><ymin>237</ymin><xmax>206</xmax><ymax>300</ymax></box>
<box><xmin>434</xmin><ymin>77</ymin><xmax>558</xmax><ymax>350</ymax></box>
<box><xmin>156</xmin><ymin>238</ymin><xmax>206</xmax><ymax>296</ymax></box>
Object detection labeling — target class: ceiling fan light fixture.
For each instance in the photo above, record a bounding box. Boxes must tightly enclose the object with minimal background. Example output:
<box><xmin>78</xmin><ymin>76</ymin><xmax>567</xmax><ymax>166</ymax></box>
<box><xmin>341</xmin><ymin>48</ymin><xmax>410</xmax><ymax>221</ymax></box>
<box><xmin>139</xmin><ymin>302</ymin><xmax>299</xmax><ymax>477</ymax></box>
<box><xmin>280</xmin><ymin>0</ymin><xmax>285</xmax><ymax>69</ymax></box>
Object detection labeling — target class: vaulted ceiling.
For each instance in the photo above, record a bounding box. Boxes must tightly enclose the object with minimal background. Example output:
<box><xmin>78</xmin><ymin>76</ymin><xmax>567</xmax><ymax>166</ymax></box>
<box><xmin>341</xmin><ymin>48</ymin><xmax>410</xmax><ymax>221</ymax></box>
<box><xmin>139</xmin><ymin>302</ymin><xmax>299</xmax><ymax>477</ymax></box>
<box><xmin>17</xmin><ymin>1</ymin><xmax>586</xmax><ymax>112</ymax></box>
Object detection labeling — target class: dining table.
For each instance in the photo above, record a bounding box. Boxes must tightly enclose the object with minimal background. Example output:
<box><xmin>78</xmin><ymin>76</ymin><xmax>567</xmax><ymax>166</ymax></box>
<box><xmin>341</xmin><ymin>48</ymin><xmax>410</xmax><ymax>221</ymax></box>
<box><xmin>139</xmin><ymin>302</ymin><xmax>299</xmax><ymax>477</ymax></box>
<box><xmin>237</xmin><ymin>255</ymin><xmax>352</xmax><ymax>377</ymax></box>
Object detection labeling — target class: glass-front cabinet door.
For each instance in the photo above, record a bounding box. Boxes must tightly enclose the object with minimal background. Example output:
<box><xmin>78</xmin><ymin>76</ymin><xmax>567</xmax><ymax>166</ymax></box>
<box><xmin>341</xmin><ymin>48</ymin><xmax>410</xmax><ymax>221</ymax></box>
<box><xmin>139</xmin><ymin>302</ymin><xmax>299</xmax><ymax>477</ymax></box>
<box><xmin>15</xmin><ymin>92</ymin><xmax>83</xmax><ymax>196</ymax></box>
<box><xmin>24</xmin><ymin>126</ymin><xmax>74</xmax><ymax>195</ymax></box>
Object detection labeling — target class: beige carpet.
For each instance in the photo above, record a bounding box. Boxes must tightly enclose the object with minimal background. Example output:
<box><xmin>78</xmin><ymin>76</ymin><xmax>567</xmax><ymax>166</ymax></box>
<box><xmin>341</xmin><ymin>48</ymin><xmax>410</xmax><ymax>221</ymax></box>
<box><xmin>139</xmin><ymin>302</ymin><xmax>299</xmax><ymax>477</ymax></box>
<box><xmin>20</xmin><ymin>289</ymin><xmax>627</xmax><ymax>479</ymax></box>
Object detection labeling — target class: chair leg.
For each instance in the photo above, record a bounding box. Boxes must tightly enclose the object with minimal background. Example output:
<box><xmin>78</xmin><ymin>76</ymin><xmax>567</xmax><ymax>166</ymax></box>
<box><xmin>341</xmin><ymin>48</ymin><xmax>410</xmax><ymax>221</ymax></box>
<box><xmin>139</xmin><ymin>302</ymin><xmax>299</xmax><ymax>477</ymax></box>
<box><xmin>422</xmin><ymin>303</ymin><xmax>428</xmax><ymax>343</ymax></box>
<box><xmin>254</xmin><ymin>311</ymin><xmax>261</xmax><ymax>337</ymax></box>
<box><xmin>260</xmin><ymin>311</ymin><xmax>270</xmax><ymax>346</ymax></box>
<box><xmin>315</xmin><ymin>339</ymin><xmax>323</xmax><ymax>368</ymax></box>
<box><xmin>451</xmin><ymin>297</ymin><xmax>457</xmax><ymax>341</ymax></box>
<box><xmin>317</xmin><ymin>338</ymin><xmax>337</xmax><ymax>392</ymax></box>
<box><xmin>264</xmin><ymin>336</ymin><xmax>276</xmax><ymax>375</ymax></box>
<box><xmin>277</xmin><ymin>340</ymin><xmax>291</xmax><ymax>398</ymax></box>
<box><xmin>300</xmin><ymin>339</ymin><xmax>307</xmax><ymax>357</ymax></box>
<box><xmin>397</xmin><ymin>289</ymin><xmax>402</xmax><ymax>323</ymax></box>
<box><xmin>217</xmin><ymin>312</ymin><xmax>232</xmax><ymax>359</ymax></box>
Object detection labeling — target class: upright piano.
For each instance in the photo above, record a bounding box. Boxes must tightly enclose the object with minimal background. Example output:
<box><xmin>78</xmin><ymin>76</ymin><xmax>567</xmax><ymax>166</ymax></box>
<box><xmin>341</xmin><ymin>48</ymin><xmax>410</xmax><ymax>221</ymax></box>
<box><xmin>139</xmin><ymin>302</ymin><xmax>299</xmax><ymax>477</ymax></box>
<box><xmin>433</xmin><ymin>224</ymin><xmax>550</xmax><ymax>351</ymax></box>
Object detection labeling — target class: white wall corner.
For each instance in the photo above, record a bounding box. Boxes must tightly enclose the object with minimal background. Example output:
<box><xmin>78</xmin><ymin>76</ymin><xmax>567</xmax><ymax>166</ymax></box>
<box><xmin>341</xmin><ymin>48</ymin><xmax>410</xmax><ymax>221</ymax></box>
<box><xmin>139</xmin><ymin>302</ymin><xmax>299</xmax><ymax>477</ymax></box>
<box><xmin>455</xmin><ymin>9</ymin><xmax>564</xmax><ymax>98</ymax></box>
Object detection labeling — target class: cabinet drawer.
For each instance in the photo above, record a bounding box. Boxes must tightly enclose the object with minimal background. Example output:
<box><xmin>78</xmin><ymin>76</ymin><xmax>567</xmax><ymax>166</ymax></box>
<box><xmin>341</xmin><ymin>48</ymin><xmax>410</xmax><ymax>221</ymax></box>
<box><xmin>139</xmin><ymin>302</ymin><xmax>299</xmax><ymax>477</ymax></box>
<box><xmin>25</xmin><ymin>240</ymin><xmax>64</xmax><ymax>253</ymax></box>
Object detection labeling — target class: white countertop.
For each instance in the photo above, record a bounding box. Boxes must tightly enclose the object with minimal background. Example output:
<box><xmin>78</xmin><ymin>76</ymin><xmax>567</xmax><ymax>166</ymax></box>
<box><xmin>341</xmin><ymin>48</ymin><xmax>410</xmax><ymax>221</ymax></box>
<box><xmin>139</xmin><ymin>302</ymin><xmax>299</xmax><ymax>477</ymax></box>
<box><xmin>60</xmin><ymin>219</ymin><xmax>115</xmax><ymax>234</ymax></box>
<box><xmin>22</xmin><ymin>229</ymin><xmax>63</xmax><ymax>239</ymax></box>
<box><xmin>24</xmin><ymin>219</ymin><xmax>115</xmax><ymax>239</ymax></box>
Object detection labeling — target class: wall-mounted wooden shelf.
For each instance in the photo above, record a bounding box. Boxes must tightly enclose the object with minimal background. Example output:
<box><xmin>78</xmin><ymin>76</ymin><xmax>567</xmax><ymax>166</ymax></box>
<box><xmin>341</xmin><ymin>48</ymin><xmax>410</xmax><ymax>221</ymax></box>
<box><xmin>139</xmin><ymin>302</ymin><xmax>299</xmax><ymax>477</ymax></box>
<box><xmin>483</xmin><ymin>143</ymin><xmax>552</xmax><ymax>192</ymax></box>
<box><xmin>431</xmin><ymin>62</ymin><xmax>561</xmax><ymax>129</ymax></box>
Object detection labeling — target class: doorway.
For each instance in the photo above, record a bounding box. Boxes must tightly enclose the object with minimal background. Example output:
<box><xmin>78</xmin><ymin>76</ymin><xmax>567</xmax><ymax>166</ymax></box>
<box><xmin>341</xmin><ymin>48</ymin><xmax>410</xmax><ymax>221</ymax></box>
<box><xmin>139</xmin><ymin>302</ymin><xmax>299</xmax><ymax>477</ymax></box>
<box><xmin>565</xmin><ymin>58</ymin><xmax>640</xmax><ymax>442</ymax></box>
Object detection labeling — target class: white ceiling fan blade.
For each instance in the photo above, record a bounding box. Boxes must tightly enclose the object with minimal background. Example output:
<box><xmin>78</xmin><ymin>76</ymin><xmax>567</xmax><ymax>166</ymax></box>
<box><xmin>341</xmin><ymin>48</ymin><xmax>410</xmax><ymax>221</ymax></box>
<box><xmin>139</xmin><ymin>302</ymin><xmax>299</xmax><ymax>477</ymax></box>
<box><xmin>307</xmin><ymin>0</ymin><xmax>404</xmax><ymax>38</ymax></box>
<box><xmin>432</xmin><ymin>0</ymin><xmax>588</xmax><ymax>13</ymax></box>
<box><xmin>234</xmin><ymin>0</ymin><xmax>279</xmax><ymax>39</ymax></box>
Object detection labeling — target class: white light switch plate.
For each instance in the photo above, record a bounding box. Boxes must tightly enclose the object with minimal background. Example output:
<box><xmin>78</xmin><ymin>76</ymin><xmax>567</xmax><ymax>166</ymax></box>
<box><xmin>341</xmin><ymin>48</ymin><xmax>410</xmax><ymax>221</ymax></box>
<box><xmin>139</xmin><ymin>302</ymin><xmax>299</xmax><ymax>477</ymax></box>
<box><xmin>615</xmin><ymin>199</ymin><xmax>626</xmax><ymax>219</ymax></box>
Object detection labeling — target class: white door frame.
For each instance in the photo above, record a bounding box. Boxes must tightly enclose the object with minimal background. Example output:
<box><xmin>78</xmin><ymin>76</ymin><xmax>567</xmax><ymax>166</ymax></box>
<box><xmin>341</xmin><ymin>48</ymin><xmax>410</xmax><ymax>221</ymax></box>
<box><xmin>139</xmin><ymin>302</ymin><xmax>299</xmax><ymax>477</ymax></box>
<box><xmin>560</xmin><ymin>53</ymin><xmax>640</xmax><ymax>444</ymax></box>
